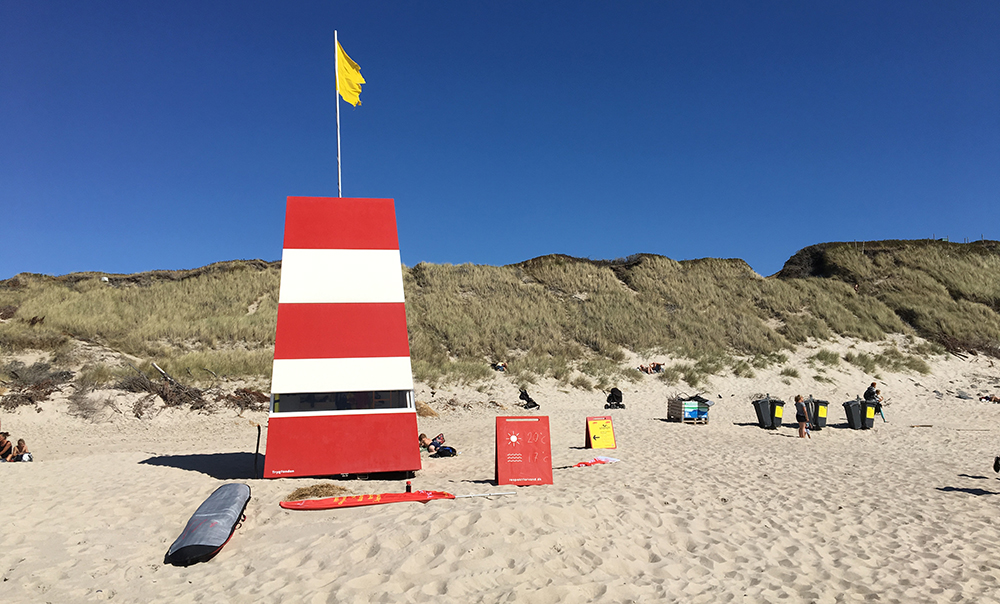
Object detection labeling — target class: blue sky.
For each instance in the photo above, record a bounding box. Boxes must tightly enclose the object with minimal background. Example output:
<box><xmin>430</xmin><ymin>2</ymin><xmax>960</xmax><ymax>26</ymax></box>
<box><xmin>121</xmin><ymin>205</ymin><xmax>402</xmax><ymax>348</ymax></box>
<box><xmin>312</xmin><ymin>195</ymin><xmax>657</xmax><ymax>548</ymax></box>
<box><xmin>2</xmin><ymin>1</ymin><xmax>998</xmax><ymax>279</ymax></box>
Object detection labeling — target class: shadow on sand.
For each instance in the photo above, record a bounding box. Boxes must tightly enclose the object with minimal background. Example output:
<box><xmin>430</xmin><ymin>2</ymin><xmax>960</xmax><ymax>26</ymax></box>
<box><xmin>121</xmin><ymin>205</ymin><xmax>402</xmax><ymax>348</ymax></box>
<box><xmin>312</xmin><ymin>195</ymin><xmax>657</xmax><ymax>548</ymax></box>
<box><xmin>139</xmin><ymin>452</ymin><xmax>262</xmax><ymax>480</ymax></box>
<box><xmin>936</xmin><ymin>486</ymin><xmax>998</xmax><ymax>496</ymax></box>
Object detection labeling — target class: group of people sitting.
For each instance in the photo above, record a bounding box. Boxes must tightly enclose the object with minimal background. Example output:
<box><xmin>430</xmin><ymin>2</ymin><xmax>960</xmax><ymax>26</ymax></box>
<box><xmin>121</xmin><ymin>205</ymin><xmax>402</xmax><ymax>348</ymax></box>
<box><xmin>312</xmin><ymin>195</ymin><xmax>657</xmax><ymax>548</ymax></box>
<box><xmin>864</xmin><ymin>381</ymin><xmax>887</xmax><ymax>421</ymax></box>
<box><xmin>0</xmin><ymin>431</ymin><xmax>31</xmax><ymax>462</ymax></box>
<box><xmin>638</xmin><ymin>362</ymin><xmax>664</xmax><ymax>374</ymax></box>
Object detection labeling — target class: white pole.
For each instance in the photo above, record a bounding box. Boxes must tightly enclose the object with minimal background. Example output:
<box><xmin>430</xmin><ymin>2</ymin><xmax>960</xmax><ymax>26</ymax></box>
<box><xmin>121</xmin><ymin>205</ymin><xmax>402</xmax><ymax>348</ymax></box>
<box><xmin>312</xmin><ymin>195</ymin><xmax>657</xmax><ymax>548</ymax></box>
<box><xmin>335</xmin><ymin>30</ymin><xmax>342</xmax><ymax>197</ymax></box>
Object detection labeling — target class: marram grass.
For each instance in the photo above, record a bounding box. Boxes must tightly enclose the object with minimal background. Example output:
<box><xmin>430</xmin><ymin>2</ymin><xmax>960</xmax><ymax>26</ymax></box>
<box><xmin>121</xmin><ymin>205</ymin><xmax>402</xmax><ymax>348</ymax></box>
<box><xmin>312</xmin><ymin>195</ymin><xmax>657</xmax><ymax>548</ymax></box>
<box><xmin>2</xmin><ymin>240</ymin><xmax>998</xmax><ymax>388</ymax></box>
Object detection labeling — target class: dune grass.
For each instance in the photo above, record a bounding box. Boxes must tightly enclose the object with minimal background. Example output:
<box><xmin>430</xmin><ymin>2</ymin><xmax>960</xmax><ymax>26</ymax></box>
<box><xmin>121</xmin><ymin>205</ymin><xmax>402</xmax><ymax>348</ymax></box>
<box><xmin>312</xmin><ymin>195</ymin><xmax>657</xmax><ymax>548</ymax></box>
<box><xmin>2</xmin><ymin>240</ymin><xmax>997</xmax><ymax>390</ymax></box>
<box><xmin>810</xmin><ymin>349</ymin><xmax>841</xmax><ymax>366</ymax></box>
<box><xmin>0</xmin><ymin>261</ymin><xmax>278</xmax><ymax>382</ymax></box>
<box><xmin>781</xmin><ymin>240</ymin><xmax>1000</xmax><ymax>355</ymax></box>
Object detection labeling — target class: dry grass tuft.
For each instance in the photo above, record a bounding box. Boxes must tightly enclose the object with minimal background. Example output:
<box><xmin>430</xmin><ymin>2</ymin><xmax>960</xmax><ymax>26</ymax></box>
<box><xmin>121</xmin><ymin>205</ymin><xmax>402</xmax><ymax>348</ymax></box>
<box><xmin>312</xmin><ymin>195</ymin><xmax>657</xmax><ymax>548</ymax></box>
<box><xmin>0</xmin><ymin>360</ymin><xmax>74</xmax><ymax>411</ymax></box>
<box><xmin>67</xmin><ymin>391</ymin><xmax>118</xmax><ymax>420</ymax></box>
<box><xmin>217</xmin><ymin>388</ymin><xmax>269</xmax><ymax>413</ymax></box>
<box><xmin>415</xmin><ymin>400</ymin><xmax>439</xmax><ymax>417</ymax></box>
<box><xmin>285</xmin><ymin>483</ymin><xmax>353</xmax><ymax>501</ymax></box>
<box><xmin>114</xmin><ymin>365</ymin><xmax>209</xmax><ymax>410</ymax></box>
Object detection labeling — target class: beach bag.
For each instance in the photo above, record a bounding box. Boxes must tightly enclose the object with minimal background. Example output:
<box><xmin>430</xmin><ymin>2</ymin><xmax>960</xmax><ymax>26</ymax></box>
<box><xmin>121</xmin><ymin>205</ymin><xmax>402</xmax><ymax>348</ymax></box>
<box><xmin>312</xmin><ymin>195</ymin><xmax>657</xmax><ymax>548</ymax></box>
<box><xmin>606</xmin><ymin>388</ymin><xmax>623</xmax><ymax>404</ymax></box>
<box><xmin>435</xmin><ymin>446</ymin><xmax>457</xmax><ymax>457</ymax></box>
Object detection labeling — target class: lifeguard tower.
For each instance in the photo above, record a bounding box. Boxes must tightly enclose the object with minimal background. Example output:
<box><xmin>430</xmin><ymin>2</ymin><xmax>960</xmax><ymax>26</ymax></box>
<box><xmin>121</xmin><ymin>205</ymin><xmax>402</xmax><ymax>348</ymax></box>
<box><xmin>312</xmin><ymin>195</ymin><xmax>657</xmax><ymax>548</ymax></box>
<box><xmin>263</xmin><ymin>196</ymin><xmax>421</xmax><ymax>478</ymax></box>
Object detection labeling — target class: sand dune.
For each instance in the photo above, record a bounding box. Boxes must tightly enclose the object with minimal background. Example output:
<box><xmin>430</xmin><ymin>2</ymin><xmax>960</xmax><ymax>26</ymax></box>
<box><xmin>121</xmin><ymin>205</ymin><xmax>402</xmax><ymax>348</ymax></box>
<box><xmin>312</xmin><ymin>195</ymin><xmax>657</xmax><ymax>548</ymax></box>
<box><xmin>3</xmin><ymin>340</ymin><xmax>1000</xmax><ymax>602</ymax></box>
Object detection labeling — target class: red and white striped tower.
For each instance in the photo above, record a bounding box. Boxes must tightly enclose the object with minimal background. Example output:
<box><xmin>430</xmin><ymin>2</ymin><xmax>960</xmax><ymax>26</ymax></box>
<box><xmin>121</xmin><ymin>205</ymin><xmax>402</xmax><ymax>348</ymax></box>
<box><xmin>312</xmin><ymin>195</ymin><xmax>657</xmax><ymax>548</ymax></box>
<box><xmin>263</xmin><ymin>197</ymin><xmax>421</xmax><ymax>478</ymax></box>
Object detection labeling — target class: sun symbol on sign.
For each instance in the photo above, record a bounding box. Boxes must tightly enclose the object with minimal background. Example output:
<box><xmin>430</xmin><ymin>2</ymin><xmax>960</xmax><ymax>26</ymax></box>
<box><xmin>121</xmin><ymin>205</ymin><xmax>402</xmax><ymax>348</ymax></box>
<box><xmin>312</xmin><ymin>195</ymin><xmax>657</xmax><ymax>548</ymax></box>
<box><xmin>506</xmin><ymin>432</ymin><xmax>520</xmax><ymax>447</ymax></box>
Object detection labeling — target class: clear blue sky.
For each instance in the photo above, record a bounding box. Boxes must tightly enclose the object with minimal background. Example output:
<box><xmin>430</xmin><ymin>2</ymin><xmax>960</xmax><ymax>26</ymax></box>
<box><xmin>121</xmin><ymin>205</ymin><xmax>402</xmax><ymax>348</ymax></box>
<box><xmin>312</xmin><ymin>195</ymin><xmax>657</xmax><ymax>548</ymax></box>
<box><xmin>3</xmin><ymin>1</ymin><xmax>998</xmax><ymax>279</ymax></box>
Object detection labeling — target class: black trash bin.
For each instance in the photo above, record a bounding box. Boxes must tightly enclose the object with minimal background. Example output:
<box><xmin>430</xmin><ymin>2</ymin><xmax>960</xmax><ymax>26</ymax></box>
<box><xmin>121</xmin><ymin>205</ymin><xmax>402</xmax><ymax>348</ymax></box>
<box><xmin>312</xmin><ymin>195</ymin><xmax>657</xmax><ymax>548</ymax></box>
<box><xmin>752</xmin><ymin>398</ymin><xmax>772</xmax><ymax>429</ymax></box>
<box><xmin>859</xmin><ymin>401</ymin><xmax>876</xmax><ymax>429</ymax></box>
<box><xmin>843</xmin><ymin>399</ymin><xmax>862</xmax><ymax>430</ymax></box>
<box><xmin>770</xmin><ymin>398</ymin><xmax>785</xmax><ymax>429</ymax></box>
<box><xmin>809</xmin><ymin>397</ymin><xmax>829</xmax><ymax>430</ymax></box>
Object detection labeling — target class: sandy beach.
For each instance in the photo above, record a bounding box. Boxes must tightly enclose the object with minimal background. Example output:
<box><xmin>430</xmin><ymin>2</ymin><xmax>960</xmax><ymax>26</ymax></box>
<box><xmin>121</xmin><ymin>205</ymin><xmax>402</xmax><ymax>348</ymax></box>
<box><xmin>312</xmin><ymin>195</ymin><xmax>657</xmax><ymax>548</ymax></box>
<box><xmin>3</xmin><ymin>338</ymin><xmax>1000</xmax><ymax>603</ymax></box>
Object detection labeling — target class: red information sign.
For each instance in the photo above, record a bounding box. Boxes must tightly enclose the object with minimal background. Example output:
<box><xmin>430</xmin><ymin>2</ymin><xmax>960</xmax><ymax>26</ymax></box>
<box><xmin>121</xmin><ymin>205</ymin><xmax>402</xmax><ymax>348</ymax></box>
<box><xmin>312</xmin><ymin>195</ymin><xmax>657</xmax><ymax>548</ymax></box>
<box><xmin>495</xmin><ymin>416</ymin><xmax>553</xmax><ymax>486</ymax></box>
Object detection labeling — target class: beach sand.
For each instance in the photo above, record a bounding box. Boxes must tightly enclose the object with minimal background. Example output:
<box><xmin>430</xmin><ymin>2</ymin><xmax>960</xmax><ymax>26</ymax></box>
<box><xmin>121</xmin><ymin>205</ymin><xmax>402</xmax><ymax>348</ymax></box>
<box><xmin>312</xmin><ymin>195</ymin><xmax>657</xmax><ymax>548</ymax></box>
<box><xmin>3</xmin><ymin>338</ymin><xmax>1000</xmax><ymax>602</ymax></box>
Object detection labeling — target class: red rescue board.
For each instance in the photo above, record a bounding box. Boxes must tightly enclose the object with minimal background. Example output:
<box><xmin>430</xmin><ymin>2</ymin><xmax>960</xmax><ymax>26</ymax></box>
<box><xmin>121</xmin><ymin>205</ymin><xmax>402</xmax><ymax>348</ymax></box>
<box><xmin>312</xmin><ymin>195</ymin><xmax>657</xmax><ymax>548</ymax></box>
<box><xmin>280</xmin><ymin>490</ymin><xmax>455</xmax><ymax>510</ymax></box>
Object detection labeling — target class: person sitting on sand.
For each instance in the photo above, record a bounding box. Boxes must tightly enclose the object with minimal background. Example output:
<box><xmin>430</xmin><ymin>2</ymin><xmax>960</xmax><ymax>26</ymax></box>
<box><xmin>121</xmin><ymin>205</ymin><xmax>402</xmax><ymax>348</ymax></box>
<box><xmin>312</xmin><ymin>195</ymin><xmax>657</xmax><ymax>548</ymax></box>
<box><xmin>874</xmin><ymin>389</ymin><xmax>888</xmax><ymax>422</ymax></box>
<box><xmin>794</xmin><ymin>395</ymin><xmax>811</xmax><ymax>439</ymax></box>
<box><xmin>10</xmin><ymin>438</ymin><xmax>30</xmax><ymax>462</ymax></box>
<box><xmin>418</xmin><ymin>433</ymin><xmax>445</xmax><ymax>453</ymax></box>
<box><xmin>864</xmin><ymin>382</ymin><xmax>877</xmax><ymax>402</ymax></box>
<box><xmin>0</xmin><ymin>432</ymin><xmax>12</xmax><ymax>462</ymax></box>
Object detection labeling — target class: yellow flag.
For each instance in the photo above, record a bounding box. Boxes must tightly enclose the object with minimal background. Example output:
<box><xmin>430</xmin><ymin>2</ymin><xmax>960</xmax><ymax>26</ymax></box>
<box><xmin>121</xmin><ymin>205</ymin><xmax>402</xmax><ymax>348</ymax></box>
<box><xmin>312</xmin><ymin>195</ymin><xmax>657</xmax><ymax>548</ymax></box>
<box><xmin>336</xmin><ymin>40</ymin><xmax>365</xmax><ymax>107</ymax></box>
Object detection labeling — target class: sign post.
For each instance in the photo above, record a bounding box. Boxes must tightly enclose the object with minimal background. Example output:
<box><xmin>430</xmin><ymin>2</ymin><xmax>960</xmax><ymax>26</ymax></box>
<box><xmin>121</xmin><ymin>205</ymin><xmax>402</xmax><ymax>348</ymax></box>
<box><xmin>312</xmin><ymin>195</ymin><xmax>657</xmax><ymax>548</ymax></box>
<box><xmin>495</xmin><ymin>416</ymin><xmax>553</xmax><ymax>486</ymax></box>
<box><xmin>585</xmin><ymin>416</ymin><xmax>617</xmax><ymax>449</ymax></box>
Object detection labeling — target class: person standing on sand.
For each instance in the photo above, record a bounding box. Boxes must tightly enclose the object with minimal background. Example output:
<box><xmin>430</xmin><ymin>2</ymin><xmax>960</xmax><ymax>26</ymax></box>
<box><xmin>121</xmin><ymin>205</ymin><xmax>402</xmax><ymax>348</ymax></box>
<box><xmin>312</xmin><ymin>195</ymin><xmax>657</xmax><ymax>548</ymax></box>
<box><xmin>794</xmin><ymin>395</ymin><xmax>811</xmax><ymax>439</ymax></box>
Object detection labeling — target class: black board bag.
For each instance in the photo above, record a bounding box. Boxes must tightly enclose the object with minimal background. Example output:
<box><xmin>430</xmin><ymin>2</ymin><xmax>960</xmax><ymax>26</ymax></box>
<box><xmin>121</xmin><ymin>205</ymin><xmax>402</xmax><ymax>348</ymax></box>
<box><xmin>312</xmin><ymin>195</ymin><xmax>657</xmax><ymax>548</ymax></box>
<box><xmin>165</xmin><ymin>483</ymin><xmax>251</xmax><ymax>566</ymax></box>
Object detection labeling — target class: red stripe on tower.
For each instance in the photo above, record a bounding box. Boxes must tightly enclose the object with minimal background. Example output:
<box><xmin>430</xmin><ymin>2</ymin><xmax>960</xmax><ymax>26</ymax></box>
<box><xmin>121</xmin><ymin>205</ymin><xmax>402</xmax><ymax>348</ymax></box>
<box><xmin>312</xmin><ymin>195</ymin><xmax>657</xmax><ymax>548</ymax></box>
<box><xmin>283</xmin><ymin>196</ymin><xmax>399</xmax><ymax>250</ymax></box>
<box><xmin>274</xmin><ymin>303</ymin><xmax>410</xmax><ymax>360</ymax></box>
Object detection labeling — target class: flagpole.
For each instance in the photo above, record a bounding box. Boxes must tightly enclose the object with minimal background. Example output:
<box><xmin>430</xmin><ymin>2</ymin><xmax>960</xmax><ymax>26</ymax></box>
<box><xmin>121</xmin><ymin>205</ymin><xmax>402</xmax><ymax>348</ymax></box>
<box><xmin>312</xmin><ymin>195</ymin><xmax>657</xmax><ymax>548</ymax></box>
<box><xmin>334</xmin><ymin>30</ymin><xmax>342</xmax><ymax>197</ymax></box>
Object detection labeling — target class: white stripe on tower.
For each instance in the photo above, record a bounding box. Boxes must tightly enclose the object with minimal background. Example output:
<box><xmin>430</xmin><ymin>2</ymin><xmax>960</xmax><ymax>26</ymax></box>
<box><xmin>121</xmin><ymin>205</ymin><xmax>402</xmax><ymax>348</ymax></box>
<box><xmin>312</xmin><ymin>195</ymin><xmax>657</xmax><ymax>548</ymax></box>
<box><xmin>277</xmin><ymin>249</ymin><xmax>405</xmax><ymax>304</ymax></box>
<box><xmin>271</xmin><ymin>357</ymin><xmax>414</xmax><ymax>394</ymax></box>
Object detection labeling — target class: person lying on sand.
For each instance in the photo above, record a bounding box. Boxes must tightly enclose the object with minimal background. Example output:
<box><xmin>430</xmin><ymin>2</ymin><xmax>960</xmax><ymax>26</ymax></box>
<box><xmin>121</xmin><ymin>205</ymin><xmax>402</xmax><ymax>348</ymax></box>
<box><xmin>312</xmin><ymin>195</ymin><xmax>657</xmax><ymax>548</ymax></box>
<box><xmin>418</xmin><ymin>433</ymin><xmax>445</xmax><ymax>453</ymax></box>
